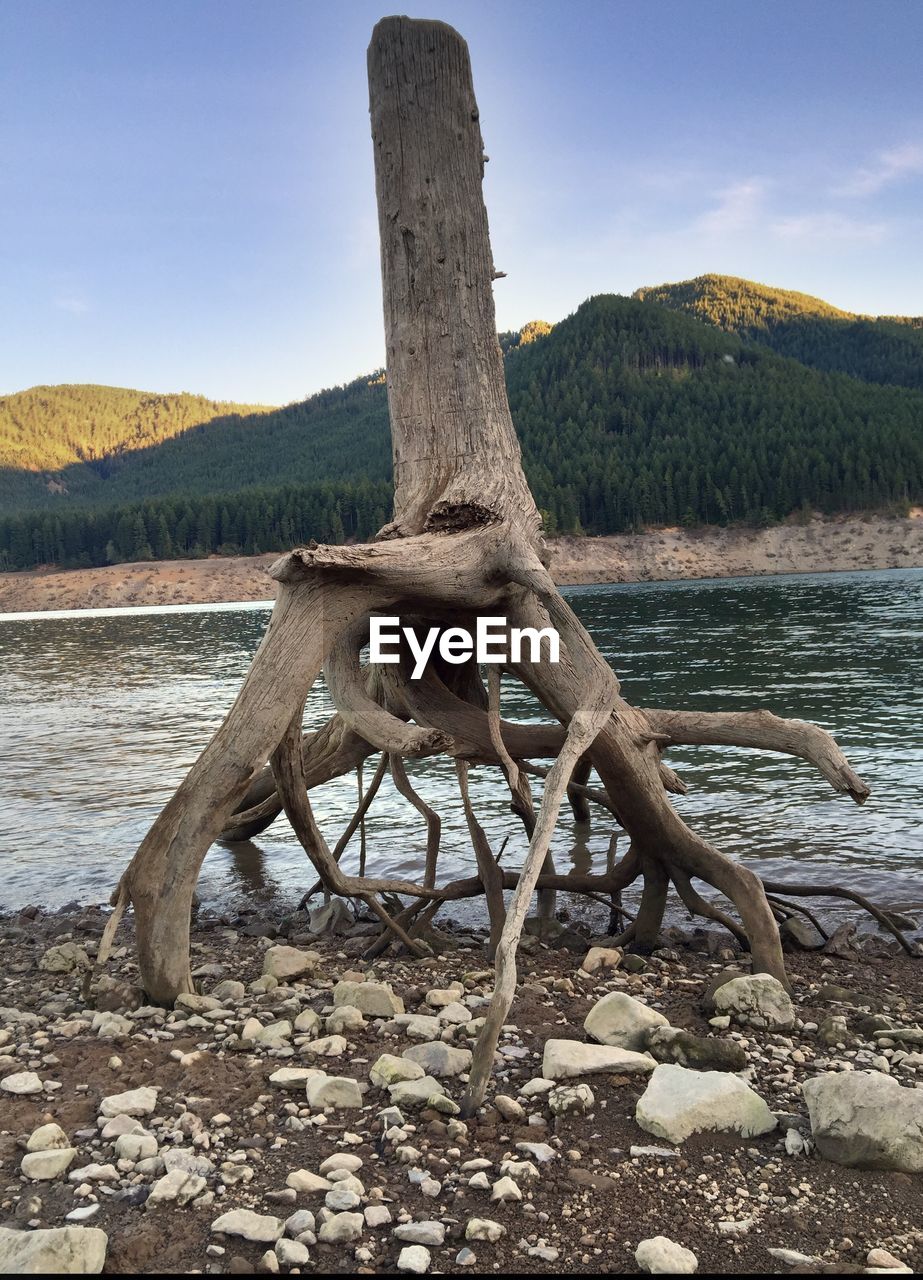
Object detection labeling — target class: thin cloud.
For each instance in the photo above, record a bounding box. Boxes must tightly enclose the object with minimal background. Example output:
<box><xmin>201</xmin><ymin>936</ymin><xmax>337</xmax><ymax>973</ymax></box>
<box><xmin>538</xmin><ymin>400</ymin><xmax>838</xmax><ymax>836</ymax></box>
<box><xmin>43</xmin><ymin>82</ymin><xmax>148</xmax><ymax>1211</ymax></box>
<box><xmin>54</xmin><ymin>296</ymin><xmax>90</xmax><ymax>315</ymax></box>
<box><xmin>772</xmin><ymin>212</ymin><xmax>888</xmax><ymax>244</ymax></box>
<box><xmin>694</xmin><ymin>179</ymin><xmax>766</xmax><ymax>235</ymax></box>
<box><xmin>838</xmin><ymin>143</ymin><xmax>923</xmax><ymax>197</ymax></box>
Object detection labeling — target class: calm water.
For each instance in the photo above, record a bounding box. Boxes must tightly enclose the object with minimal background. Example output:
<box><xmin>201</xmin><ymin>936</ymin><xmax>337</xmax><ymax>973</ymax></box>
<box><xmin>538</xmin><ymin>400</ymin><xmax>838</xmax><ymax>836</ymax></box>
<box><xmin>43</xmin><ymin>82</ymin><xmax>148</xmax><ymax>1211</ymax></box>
<box><xmin>0</xmin><ymin>570</ymin><xmax>921</xmax><ymax>920</ymax></box>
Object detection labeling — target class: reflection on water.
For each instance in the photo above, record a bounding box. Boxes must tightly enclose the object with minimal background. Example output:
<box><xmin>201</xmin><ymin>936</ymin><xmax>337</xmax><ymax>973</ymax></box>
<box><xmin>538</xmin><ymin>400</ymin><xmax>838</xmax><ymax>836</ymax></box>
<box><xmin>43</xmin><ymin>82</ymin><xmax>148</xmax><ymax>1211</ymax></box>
<box><xmin>0</xmin><ymin>570</ymin><xmax>921</xmax><ymax>915</ymax></box>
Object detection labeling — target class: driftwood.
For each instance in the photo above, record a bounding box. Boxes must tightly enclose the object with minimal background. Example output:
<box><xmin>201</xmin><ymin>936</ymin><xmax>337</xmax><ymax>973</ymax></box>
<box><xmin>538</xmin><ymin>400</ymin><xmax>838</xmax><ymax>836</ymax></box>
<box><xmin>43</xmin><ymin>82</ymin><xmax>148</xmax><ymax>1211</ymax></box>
<box><xmin>111</xmin><ymin>16</ymin><xmax>910</xmax><ymax>1118</ymax></box>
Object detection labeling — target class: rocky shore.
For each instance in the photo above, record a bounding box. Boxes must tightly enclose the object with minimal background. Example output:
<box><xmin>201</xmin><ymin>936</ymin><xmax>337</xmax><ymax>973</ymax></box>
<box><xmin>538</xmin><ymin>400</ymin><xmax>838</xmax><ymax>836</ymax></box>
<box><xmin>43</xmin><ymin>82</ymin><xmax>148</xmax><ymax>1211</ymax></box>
<box><xmin>1</xmin><ymin>901</ymin><xmax>922</xmax><ymax>1275</ymax></box>
<box><xmin>1</xmin><ymin>514</ymin><xmax>920</xmax><ymax>614</ymax></box>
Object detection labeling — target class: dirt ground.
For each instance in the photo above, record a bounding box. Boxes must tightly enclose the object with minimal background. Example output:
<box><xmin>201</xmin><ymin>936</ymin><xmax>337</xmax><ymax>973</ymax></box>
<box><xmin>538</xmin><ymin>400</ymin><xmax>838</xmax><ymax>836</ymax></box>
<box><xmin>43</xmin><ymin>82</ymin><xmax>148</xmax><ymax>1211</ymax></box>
<box><xmin>1</xmin><ymin>900</ymin><xmax>921</xmax><ymax>1275</ymax></box>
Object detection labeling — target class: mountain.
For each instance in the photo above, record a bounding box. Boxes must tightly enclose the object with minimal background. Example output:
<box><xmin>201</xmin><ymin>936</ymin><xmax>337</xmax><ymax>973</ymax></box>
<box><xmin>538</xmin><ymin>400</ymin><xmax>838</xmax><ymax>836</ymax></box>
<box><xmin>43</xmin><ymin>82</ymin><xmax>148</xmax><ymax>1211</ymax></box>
<box><xmin>0</xmin><ymin>385</ymin><xmax>271</xmax><ymax>490</ymax></box>
<box><xmin>633</xmin><ymin>274</ymin><xmax>923</xmax><ymax>390</ymax></box>
<box><xmin>1</xmin><ymin>287</ymin><xmax>921</xmax><ymax>572</ymax></box>
<box><xmin>0</xmin><ymin>378</ymin><xmax>395</xmax><ymax>514</ymax></box>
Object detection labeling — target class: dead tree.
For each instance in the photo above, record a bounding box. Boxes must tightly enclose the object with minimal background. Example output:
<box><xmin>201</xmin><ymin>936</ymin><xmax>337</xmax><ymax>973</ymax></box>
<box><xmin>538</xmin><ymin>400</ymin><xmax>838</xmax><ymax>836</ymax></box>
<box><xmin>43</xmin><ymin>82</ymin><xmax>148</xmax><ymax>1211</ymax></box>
<box><xmin>112</xmin><ymin>16</ymin><xmax>905</xmax><ymax>1117</ymax></box>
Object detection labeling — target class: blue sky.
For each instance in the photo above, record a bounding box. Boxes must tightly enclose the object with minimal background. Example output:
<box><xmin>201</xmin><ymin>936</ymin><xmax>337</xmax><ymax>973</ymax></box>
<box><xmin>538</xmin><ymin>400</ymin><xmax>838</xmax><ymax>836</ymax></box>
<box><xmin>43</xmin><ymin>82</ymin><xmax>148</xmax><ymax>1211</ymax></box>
<box><xmin>2</xmin><ymin>0</ymin><xmax>921</xmax><ymax>405</ymax></box>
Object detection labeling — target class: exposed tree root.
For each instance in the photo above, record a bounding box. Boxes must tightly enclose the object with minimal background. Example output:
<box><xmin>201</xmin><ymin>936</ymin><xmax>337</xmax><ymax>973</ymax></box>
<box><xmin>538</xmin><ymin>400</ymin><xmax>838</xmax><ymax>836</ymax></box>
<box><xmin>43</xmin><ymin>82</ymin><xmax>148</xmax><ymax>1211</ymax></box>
<box><xmin>761</xmin><ymin>880</ymin><xmax>919</xmax><ymax>955</ymax></box>
<box><xmin>108</xmin><ymin>16</ymin><xmax>904</xmax><ymax>1127</ymax></box>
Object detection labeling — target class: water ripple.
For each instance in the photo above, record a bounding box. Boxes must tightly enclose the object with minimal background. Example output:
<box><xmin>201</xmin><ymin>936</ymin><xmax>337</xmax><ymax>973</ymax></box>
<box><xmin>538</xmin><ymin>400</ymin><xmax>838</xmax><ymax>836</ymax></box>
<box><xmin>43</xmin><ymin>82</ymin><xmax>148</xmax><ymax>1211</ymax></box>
<box><xmin>0</xmin><ymin>570</ymin><xmax>920</xmax><ymax>914</ymax></box>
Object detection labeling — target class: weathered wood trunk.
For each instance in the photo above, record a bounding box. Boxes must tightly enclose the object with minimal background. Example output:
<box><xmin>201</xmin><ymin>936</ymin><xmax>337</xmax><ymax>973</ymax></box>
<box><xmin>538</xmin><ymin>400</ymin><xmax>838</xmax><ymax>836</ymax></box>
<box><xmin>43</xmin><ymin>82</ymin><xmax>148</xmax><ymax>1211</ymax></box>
<box><xmin>368</xmin><ymin>18</ymin><xmax>539</xmax><ymax>542</ymax></box>
<box><xmin>108</xmin><ymin>16</ymin><xmax>889</xmax><ymax>1116</ymax></box>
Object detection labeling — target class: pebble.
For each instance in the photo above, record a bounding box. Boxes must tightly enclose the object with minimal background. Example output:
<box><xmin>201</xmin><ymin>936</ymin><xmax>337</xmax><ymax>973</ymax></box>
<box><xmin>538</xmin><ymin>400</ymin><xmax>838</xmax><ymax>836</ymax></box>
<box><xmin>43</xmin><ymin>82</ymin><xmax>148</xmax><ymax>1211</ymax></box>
<box><xmin>393</xmin><ymin>1222</ymin><xmax>446</xmax><ymax>1246</ymax></box>
<box><xmin>397</xmin><ymin>1244</ymin><xmax>432</xmax><ymax>1273</ymax></box>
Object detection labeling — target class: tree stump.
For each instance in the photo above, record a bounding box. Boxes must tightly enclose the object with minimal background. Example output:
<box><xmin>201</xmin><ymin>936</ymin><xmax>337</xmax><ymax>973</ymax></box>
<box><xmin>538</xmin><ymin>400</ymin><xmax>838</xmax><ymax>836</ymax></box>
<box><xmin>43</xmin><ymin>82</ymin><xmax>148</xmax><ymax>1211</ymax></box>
<box><xmin>111</xmin><ymin>17</ymin><xmax>904</xmax><ymax>1118</ymax></box>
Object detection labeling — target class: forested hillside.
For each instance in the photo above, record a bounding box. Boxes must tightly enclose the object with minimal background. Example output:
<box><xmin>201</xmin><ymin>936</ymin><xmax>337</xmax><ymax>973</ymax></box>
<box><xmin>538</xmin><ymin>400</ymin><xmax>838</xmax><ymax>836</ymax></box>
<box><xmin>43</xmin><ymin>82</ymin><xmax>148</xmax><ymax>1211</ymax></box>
<box><xmin>2</xmin><ymin>285</ymin><xmax>921</xmax><ymax>571</ymax></box>
<box><xmin>0</xmin><ymin>385</ymin><xmax>270</xmax><ymax>480</ymax></box>
<box><xmin>634</xmin><ymin>275</ymin><xmax>923</xmax><ymax>390</ymax></box>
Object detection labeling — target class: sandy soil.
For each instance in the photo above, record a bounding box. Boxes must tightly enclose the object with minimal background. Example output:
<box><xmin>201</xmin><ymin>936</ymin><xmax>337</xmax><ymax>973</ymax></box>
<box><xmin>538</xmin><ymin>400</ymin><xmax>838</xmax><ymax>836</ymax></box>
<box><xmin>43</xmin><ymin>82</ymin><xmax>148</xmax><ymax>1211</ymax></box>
<box><xmin>0</xmin><ymin>514</ymin><xmax>920</xmax><ymax>615</ymax></box>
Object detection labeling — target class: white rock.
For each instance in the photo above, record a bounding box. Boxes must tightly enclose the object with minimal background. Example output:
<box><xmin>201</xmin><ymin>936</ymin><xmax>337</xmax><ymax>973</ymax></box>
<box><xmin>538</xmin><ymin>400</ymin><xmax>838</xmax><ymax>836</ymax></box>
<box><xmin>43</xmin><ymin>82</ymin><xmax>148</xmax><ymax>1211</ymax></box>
<box><xmin>269</xmin><ymin>1067</ymin><xmax>321</xmax><ymax>1091</ymax></box>
<box><xmin>21</xmin><ymin>1148</ymin><xmax>77</xmax><ymax>1180</ymax></box>
<box><xmin>275</xmin><ymin>1238</ymin><xmax>310</xmax><ymax>1266</ymax></box>
<box><xmin>26</xmin><ymin>1122</ymin><xmax>69</xmax><ymax>1152</ymax></box>
<box><xmin>326</xmin><ymin>1005</ymin><xmax>365</xmax><ymax>1035</ymax></box>
<box><xmin>294</xmin><ymin>1007</ymin><xmax>321</xmax><ymax>1035</ymax></box>
<box><xmin>397</xmin><ymin>1244</ymin><xmax>431</xmax><ymax>1273</ymax></box>
<box><xmin>318</xmin><ymin>1153</ymin><xmax>364</xmax><ymax>1175</ymax></box>
<box><xmin>317</xmin><ymin>1211</ymin><xmax>364</xmax><ymax>1243</ymax></box>
<box><xmin>175</xmin><ymin>992</ymin><xmax>220</xmax><ymax>1013</ymax></box>
<box><xmin>303</xmin><ymin>1034</ymin><xmax>347</xmax><ymax>1058</ymax></box>
<box><xmin>365</xmin><ymin>1205</ymin><xmax>392</xmax><ymax>1228</ymax></box>
<box><xmin>0</xmin><ymin>1070</ymin><xmax>43</xmax><ymax>1095</ymax></box>
<box><xmin>39</xmin><ymin>942</ymin><xmax>91</xmax><ymax>973</ymax></box>
<box><xmin>635</xmin><ymin>1064</ymin><xmax>776</xmax><ymax>1143</ymax></box>
<box><xmin>254</xmin><ymin>1019</ymin><xmax>292</xmax><ymax>1045</ymax></box>
<box><xmin>147</xmin><ymin>1168</ymin><xmax>206</xmax><ymax>1206</ymax></box>
<box><xmin>115</xmin><ymin>1133</ymin><xmax>158</xmax><ymax>1162</ymax></box>
<box><xmin>329</xmin><ymin>1171</ymin><xmax>364</xmax><ymax>1196</ymax></box>
<box><xmin>68</xmin><ymin>1163</ymin><xmax>118</xmax><ymax>1183</ymax></box>
<box><xmin>212</xmin><ymin>979</ymin><xmax>245</xmax><ymax>1002</ymax></box>
<box><xmin>866</xmin><ymin>1248</ymin><xmax>907</xmax><ymax>1269</ymax></box>
<box><xmin>767</xmin><ymin>1247</ymin><xmax>821</xmax><ymax>1266</ymax></box>
<box><xmin>308</xmin><ymin>897</ymin><xmax>354</xmax><ymax>935</ymax></box>
<box><xmin>635</xmin><ymin>1235</ymin><xmax>698</xmax><ymax>1273</ymax></box>
<box><xmin>403</xmin><ymin>1041</ymin><xmax>473</xmax><ymax>1078</ymax></box>
<box><xmin>99</xmin><ymin>1114</ymin><xmax>143</xmax><ymax>1139</ymax></box>
<box><xmin>499</xmin><ymin>1159</ymin><xmax>539</xmax><ymax>1182</ymax></box>
<box><xmin>98</xmin><ymin>1086</ymin><xmax>158</xmax><ymax>1118</ymax></box>
<box><xmin>713</xmin><ymin>974</ymin><xmax>794</xmax><ymax>1029</ymax></box>
<box><xmin>0</xmin><ymin>1225</ymin><xmax>108</xmax><ymax>1273</ymax></box>
<box><xmin>436</xmin><ymin>1001</ymin><xmax>470</xmax><ymax>1025</ymax></box>
<box><xmin>465</xmin><ymin>1218</ymin><xmax>505</xmax><ymax>1242</ymax></box>
<box><xmin>784</xmin><ymin>1128</ymin><xmax>810</xmax><ymax>1157</ymax></box>
<box><xmin>542</xmin><ymin>1038</ymin><xmax>656</xmax><ymax>1080</ymax></box>
<box><xmin>369</xmin><ymin>1054</ymin><xmax>425</xmax><ymax>1088</ymax></box>
<box><xmin>548</xmin><ymin>1083</ymin><xmax>594</xmax><ymax>1115</ymax></box>
<box><xmin>284</xmin><ymin>1210</ymin><xmax>315</xmax><ymax>1237</ymax></box>
<box><xmin>425</xmin><ymin>983</ymin><xmax>465</xmax><ymax>1008</ymax></box>
<box><xmin>802</xmin><ymin>1070</ymin><xmax>923</xmax><ymax>1172</ymax></box>
<box><xmin>389</xmin><ymin>1075</ymin><xmax>446</xmax><ymax>1109</ymax></box>
<box><xmin>263</xmin><ymin>946</ymin><xmax>319</xmax><ymax>981</ymax></box>
<box><xmin>391</xmin><ymin>1013</ymin><xmax>442</xmax><ymax>1040</ymax></box>
<box><xmin>492</xmin><ymin>1094</ymin><xmax>525</xmax><ymax>1122</ymax></box>
<box><xmin>394</xmin><ymin>1222</ymin><xmax>446</xmax><ymax>1246</ymax></box>
<box><xmin>516</xmin><ymin>1141</ymin><xmax>556</xmax><ymax>1163</ymax></box>
<box><xmin>583</xmin><ymin>992</ymin><xmax>670</xmax><ymax>1050</ymax></box>
<box><xmin>490</xmin><ymin>1175</ymin><xmax>522</xmax><ymax>1202</ymax></box>
<box><xmin>211</xmin><ymin>1209</ymin><xmax>284</xmax><ymax>1243</ymax></box>
<box><xmin>162</xmin><ymin>1149</ymin><xmax>215</xmax><ymax>1177</ymax></box>
<box><xmin>332</xmin><ymin>979</ymin><xmax>404</xmax><ymax>1017</ymax></box>
<box><xmin>306</xmin><ymin>1075</ymin><xmax>363</xmax><ymax>1110</ymax></box>
<box><xmin>92</xmin><ymin>1012</ymin><xmax>133</xmax><ymax>1038</ymax></box>
<box><xmin>519</xmin><ymin>1078</ymin><xmax>555</xmax><ymax>1099</ymax></box>
<box><xmin>65</xmin><ymin>1206</ymin><xmax>101</xmax><ymax>1224</ymax></box>
<box><xmin>326</xmin><ymin>1187</ymin><xmax>360</xmax><ymax>1212</ymax></box>
<box><xmin>580</xmin><ymin>946</ymin><xmax>623</xmax><ymax>975</ymax></box>
<box><xmin>285</xmin><ymin>1169</ymin><xmax>332</xmax><ymax>1194</ymax></box>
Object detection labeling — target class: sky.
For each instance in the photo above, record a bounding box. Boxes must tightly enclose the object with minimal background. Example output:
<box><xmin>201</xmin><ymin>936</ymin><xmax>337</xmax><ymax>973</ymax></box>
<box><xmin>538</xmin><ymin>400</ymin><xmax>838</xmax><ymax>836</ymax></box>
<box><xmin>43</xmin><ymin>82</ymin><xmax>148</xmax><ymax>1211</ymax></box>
<box><xmin>1</xmin><ymin>0</ymin><xmax>922</xmax><ymax>405</ymax></box>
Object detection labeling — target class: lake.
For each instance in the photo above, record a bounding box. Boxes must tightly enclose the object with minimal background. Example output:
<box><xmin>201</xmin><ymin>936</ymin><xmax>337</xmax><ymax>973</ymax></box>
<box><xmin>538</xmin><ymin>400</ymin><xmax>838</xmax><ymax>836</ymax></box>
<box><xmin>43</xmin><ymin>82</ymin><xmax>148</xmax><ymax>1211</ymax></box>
<box><xmin>1</xmin><ymin>569</ymin><xmax>921</xmax><ymax>924</ymax></box>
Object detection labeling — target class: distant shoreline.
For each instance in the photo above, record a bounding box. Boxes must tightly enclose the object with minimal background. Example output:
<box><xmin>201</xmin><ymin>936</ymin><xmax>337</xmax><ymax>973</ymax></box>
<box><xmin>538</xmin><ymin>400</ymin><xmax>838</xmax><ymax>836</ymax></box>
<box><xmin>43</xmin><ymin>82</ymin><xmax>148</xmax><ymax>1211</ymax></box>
<box><xmin>0</xmin><ymin>513</ymin><xmax>920</xmax><ymax>615</ymax></box>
